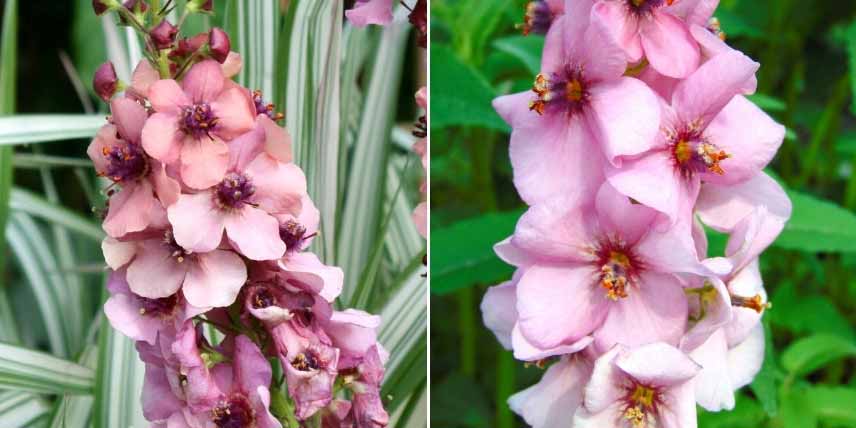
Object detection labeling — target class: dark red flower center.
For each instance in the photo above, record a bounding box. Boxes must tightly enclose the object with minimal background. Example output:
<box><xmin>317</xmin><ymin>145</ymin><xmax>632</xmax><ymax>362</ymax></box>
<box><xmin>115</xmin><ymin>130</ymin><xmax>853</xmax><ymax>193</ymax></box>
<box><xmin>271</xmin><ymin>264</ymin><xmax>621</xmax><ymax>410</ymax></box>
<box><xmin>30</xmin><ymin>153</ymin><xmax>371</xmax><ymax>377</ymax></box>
<box><xmin>251</xmin><ymin>287</ymin><xmax>276</xmax><ymax>309</ymax></box>
<box><xmin>520</xmin><ymin>1</ymin><xmax>554</xmax><ymax>35</ymax></box>
<box><xmin>215</xmin><ymin>173</ymin><xmax>255</xmax><ymax>209</ymax></box>
<box><xmin>102</xmin><ymin>142</ymin><xmax>149</xmax><ymax>182</ymax></box>
<box><xmin>529</xmin><ymin>65</ymin><xmax>591</xmax><ymax>118</ymax></box>
<box><xmin>252</xmin><ymin>90</ymin><xmax>284</xmax><ymax>121</ymax></box>
<box><xmin>181</xmin><ymin>103</ymin><xmax>219</xmax><ymax>139</ymax></box>
<box><xmin>668</xmin><ymin>126</ymin><xmax>730</xmax><ymax>178</ymax></box>
<box><xmin>211</xmin><ymin>394</ymin><xmax>255</xmax><ymax>428</ymax></box>
<box><xmin>626</xmin><ymin>0</ymin><xmax>669</xmax><ymax>15</ymax></box>
<box><xmin>279</xmin><ymin>220</ymin><xmax>313</xmax><ymax>252</ymax></box>
<box><xmin>136</xmin><ymin>293</ymin><xmax>180</xmax><ymax>318</ymax></box>
<box><xmin>291</xmin><ymin>351</ymin><xmax>321</xmax><ymax>372</ymax></box>
<box><xmin>594</xmin><ymin>239</ymin><xmax>642</xmax><ymax>301</ymax></box>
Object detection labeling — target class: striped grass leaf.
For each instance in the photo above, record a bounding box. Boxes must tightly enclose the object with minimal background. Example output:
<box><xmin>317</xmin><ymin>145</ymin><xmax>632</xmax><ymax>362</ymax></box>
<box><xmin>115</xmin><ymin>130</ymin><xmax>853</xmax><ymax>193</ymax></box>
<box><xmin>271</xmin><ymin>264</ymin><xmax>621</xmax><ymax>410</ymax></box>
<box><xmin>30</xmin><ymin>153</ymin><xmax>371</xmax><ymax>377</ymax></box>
<box><xmin>0</xmin><ymin>342</ymin><xmax>94</xmax><ymax>395</ymax></box>
<box><xmin>12</xmin><ymin>154</ymin><xmax>92</xmax><ymax>169</ymax></box>
<box><xmin>378</xmin><ymin>268</ymin><xmax>427</xmax><ymax>395</ymax></box>
<box><xmin>0</xmin><ymin>390</ymin><xmax>51</xmax><ymax>428</ymax></box>
<box><xmin>10</xmin><ymin>188</ymin><xmax>104</xmax><ymax>243</ymax></box>
<box><xmin>0</xmin><ymin>115</ymin><xmax>104</xmax><ymax>146</ymax></box>
<box><xmin>384</xmin><ymin>154</ymin><xmax>424</xmax><ymax>270</ymax></box>
<box><xmin>48</xmin><ymin>344</ymin><xmax>98</xmax><ymax>428</ymax></box>
<box><xmin>337</xmin><ymin>7</ymin><xmax>411</xmax><ymax>301</ymax></box>
<box><xmin>224</xmin><ymin>0</ymin><xmax>279</xmax><ymax>95</ymax></box>
<box><xmin>0</xmin><ymin>0</ymin><xmax>19</xmax><ymax>346</ymax></box>
<box><xmin>93</xmin><ymin>294</ymin><xmax>147</xmax><ymax>428</ymax></box>
<box><xmin>389</xmin><ymin>387</ymin><xmax>427</xmax><ymax>428</ymax></box>
<box><xmin>285</xmin><ymin>0</ymin><xmax>343</xmax><ymax>263</ymax></box>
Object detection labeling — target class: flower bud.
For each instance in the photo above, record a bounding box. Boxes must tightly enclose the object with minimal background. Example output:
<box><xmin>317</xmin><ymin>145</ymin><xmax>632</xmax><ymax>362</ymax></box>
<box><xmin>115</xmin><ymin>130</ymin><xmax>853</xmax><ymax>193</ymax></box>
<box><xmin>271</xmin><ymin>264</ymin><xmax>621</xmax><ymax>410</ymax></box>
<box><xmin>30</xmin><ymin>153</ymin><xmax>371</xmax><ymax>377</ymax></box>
<box><xmin>93</xmin><ymin>61</ymin><xmax>119</xmax><ymax>102</ymax></box>
<box><xmin>150</xmin><ymin>20</ymin><xmax>178</xmax><ymax>50</ymax></box>
<box><xmin>186</xmin><ymin>0</ymin><xmax>214</xmax><ymax>13</ymax></box>
<box><xmin>208</xmin><ymin>28</ymin><xmax>231</xmax><ymax>63</ymax></box>
<box><xmin>408</xmin><ymin>0</ymin><xmax>427</xmax><ymax>48</ymax></box>
<box><xmin>170</xmin><ymin>33</ymin><xmax>208</xmax><ymax>59</ymax></box>
<box><xmin>119</xmin><ymin>0</ymin><xmax>148</xmax><ymax>25</ymax></box>
<box><xmin>92</xmin><ymin>0</ymin><xmax>121</xmax><ymax>15</ymax></box>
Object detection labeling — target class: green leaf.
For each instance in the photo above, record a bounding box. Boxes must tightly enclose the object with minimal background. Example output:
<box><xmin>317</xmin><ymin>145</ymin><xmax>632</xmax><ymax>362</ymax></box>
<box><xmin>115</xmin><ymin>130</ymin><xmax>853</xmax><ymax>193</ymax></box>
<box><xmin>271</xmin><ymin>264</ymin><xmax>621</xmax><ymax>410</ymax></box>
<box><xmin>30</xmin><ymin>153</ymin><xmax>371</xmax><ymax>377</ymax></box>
<box><xmin>697</xmin><ymin>393</ymin><xmax>766</xmax><ymax>428</ymax></box>
<box><xmin>781</xmin><ymin>334</ymin><xmax>856</xmax><ymax>377</ymax></box>
<box><xmin>0</xmin><ymin>115</ymin><xmax>104</xmax><ymax>146</ymax></box>
<box><xmin>750</xmin><ymin>319</ymin><xmax>778</xmax><ymax>416</ymax></box>
<box><xmin>769</xmin><ymin>283</ymin><xmax>855</xmax><ymax>340</ymax></box>
<box><xmin>48</xmin><ymin>345</ymin><xmax>98</xmax><ymax>428</ymax></box>
<box><xmin>780</xmin><ymin>388</ymin><xmax>817</xmax><ymax>428</ymax></box>
<box><xmin>430</xmin><ymin>43</ymin><xmax>508</xmax><ymax>132</ymax></box>
<box><xmin>774</xmin><ymin>190</ymin><xmax>856</xmax><ymax>252</ymax></box>
<box><xmin>0</xmin><ymin>391</ymin><xmax>50</xmax><ymax>428</ymax></box>
<box><xmin>845</xmin><ymin>20</ymin><xmax>856</xmax><ymax>115</ymax></box>
<box><xmin>492</xmin><ymin>35</ymin><xmax>544</xmax><ymax>75</ymax></box>
<box><xmin>9</xmin><ymin>188</ymin><xmax>103</xmax><ymax>243</ymax></box>
<box><xmin>747</xmin><ymin>93</ymin><xmax>787</xmax><ymax>112</ymax></box>
<box><xmin>0</xmin><ymin>342</ymin><xmax>94</xmax><ymax>395</ymax></box>
<box><xmin>0</xmin><ymin>0</ymin><xmax>18</xmax><ymax>345</ymax></box>
<box><xmin>804</xmin><ymin>386</ymin><xmax>856</xmax><ymax>425</ymax></box>
<box><xmin>431</xmin><ymin>210</ymin><xmax>523</xmax><ymax>295</ymax></box>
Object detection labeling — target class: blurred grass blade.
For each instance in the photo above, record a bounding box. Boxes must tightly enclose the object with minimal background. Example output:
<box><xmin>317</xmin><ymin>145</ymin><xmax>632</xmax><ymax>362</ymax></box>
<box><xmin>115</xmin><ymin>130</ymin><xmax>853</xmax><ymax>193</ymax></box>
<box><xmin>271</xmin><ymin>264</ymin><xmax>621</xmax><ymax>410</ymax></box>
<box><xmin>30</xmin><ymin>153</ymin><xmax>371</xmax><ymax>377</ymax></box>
<box><xmin>0</xmin><ymin>342</ymin><xmax>94</xmax><ymax>395</ymax></box>
<box><xmin>48</xmin><ymin>345</ymin><xmax>98</xmax><ymax>428</ymax></box>
<box><xmin>384</xmin><ymin>155</ymin><xmax>423</xmax><ymax>270</ymax></box>
<box><xmin>93</xmin><ymin>299</ymin><xmax>147</xmax><ymax>428</ymax></box>
<box><xmin>0</xmin><ymin>0</ymin><xmax>18</xmax><ymax>344</ymax></box>
<box><xmin>378</xmin><ymin>268</ymin><xmax>427</xmax><ymax>405</ymax></box>
<box><xmin>388</xmin><ymin>387</ymin><xmax>427</xmax><ymax>428</ymax></box>
<box><xmin>337</xmin><ymin>7</ymin><xmax>410</xmax><ymax>299</ymax></box>
<box><xmin>0</xmin><ymin>115</ymin><xmax>104</xmax><ymax>146</ymax></box>
<box><xmin>285</xmin><ymin>0</ymin><xmax>343</xmax><ymax>262</ymax></box>
<box><xmin>10</xmin><ymin>188</ymin><xmax>104</xmax><ymax>242</ymax></box>
<box><xmin>0</xmin><ymin>391</ymin><xmax>50</xmax><ymax>428</ymax></box>
<box><xmin>12</xmin><ymin>154</ymin><xmax>92</xmax><ymax>169</ymax></box>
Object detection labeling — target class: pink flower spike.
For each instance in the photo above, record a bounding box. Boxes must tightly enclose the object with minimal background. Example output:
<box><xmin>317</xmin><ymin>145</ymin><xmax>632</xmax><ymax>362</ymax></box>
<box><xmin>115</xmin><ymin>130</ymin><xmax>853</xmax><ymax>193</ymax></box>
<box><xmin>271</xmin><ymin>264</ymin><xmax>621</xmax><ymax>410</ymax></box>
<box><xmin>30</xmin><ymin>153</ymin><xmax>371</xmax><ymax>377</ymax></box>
<box><xmin>345</xmin><ymin>0</ymin><xmax>394</xmax><ymax>27</ymax></box>
<box><xmin>575</xmin><ymin>343</ymin><xmax>701</xmax><ymax>428</ymax></box>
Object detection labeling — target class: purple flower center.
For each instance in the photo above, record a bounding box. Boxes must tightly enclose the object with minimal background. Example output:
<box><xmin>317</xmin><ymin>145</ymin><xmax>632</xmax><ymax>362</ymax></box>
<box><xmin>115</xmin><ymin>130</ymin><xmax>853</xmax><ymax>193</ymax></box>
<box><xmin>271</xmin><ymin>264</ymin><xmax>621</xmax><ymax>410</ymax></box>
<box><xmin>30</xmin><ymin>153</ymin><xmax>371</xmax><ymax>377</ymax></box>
<box><xmin>136</xmin><ymin>293</ymin><xmax>180</xmax><ymax>318</ymax></box>
<box><xmin>594</xmin><ymin>240</ymin><xmax>642</xmax><ymax>301</ymax></box>
<box><xmin>251</xmin><ymin>287</ymin><xmax>276</xmax><ymax>309</ymax></box>
<box><xmin>626</xmin><ymin>0</ymin><xmax>667</xmax><ymax>15</ymax></box>
<box><xmin>279</xmin><ymin>220</ymin><xmax>313</xmax><ymax>252</ymax></box>
<box><xmin>102</xmin><ymin>143</ymin><xmax>149</xmax><ymax>182</ymax></box>
<box><xmin>529</xmin><ymin>65</ymin><xmax>591</xmax><ymax>118</ymax></box>
<box><xmin>252</xmin><ymin>90</ymin><xmax>284</xmax><ymax>121</ymax></box>
<box><xmin>211</xmin><ymin>395</ymin><xmax>255</xmax><ymax>428</ymax></box>
<box><xmin>291</xmin><ymin>351</ymin><xmax>321</xmax><ymax>372</ymax></box>
<box><xmin>180</xmin><ymin>103</ymin><xmax>219</xmax><ymax>139</ymax></box>
<box><xmin>521</xmin><ymin>1</ymin><xmax>553</xmax><ymax>35</ymax></box>
<box><xmin>163</xmin><ymin>230</ymin><xmax>191</xmax><ymax>263</ymax></box>
<box><xmin>669</xmin><ymin>127</ymin><xmax>730</xmax><ymax>178</ymax></box>
<box><xmin>215</xmin><ymin>173</ymin><xmax>255</xmax><ymax>209</ymax></box>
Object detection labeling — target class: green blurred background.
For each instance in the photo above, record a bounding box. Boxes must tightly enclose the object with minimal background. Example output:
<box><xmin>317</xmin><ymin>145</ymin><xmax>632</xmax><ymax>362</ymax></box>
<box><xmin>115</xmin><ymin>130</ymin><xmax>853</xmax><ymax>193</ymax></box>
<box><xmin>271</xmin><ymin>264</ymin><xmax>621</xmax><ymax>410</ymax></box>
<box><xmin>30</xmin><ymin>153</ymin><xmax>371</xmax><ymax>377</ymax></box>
<box><xmin>429</xmin><ymin>0</ymin><xmax>856</xmax><ymax>427</ymax></box>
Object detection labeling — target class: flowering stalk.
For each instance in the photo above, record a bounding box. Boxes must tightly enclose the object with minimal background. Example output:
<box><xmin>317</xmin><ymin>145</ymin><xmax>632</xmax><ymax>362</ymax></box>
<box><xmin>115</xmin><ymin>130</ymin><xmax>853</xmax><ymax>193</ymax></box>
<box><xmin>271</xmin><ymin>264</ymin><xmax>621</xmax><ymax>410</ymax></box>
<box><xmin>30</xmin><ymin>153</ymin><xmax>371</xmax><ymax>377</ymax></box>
<box><xmin>90</xmin><ymin>2</ymin><xmax>391</xmax><ymax>426</ymax></box>
<box><xmin>483</xmin><ymin>1</ymin><xmax>791</xmax><ymax>427</ymax></box>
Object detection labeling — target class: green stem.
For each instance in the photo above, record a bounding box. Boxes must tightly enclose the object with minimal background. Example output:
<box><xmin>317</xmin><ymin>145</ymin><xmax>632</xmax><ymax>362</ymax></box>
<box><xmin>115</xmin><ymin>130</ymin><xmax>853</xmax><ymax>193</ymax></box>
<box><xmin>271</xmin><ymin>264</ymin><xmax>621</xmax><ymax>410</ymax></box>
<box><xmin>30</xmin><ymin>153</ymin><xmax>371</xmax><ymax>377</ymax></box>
<box><xmin>796</xmin><ymin>75</ymin><xmax>850</xmax><ymax>187</ymax></box>
<box><xmin>496</xmin><ymin>351</ymin><xmax>515</xmax><ymax>428</ymax></box>
<box><xmin>458</xmin><ymin>287</ymin><xmax>477</xmax><ymax>377</ymax></box>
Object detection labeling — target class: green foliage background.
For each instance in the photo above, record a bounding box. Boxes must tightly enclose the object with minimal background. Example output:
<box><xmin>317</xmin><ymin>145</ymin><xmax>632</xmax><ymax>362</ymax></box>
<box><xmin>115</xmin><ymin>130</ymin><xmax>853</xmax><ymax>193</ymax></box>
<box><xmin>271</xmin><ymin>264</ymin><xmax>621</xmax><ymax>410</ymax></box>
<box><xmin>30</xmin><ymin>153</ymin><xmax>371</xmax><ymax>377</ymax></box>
<box><xmin>430</xmin><ymin>0</ymin><xmax>856</xmax><ymax>427</ymax></box>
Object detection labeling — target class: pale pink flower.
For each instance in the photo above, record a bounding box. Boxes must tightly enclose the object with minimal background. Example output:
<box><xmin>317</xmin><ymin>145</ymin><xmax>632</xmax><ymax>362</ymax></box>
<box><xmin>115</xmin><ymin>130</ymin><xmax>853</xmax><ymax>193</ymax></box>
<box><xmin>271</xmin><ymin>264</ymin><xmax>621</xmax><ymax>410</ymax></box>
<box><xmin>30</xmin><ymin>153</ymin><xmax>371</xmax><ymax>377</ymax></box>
<box><xmin>141</xmin><ymin>59</ymin><xmax>255</xmax><ymax>189</ymax></box>
<box><xmin>592</xmin><ymin>0</ymin><xmax>703</xmax><ymax>78</ymax></box>
<box><xmin>345</xmin><ymin>0</ymin><xmax>393</xmax><ymax>27</ymax></box>
<box><xmin>87</xmin><ymin>98</ymin><xmax>180</xmax><ymax>238</ymax></box>
<box><xmin>166</xmin><ymin>126</ymin><xmax>307</xmax><ymax>261</ymax></box>
<box><xmin>574</xmin><ymin>343</ymin><xmax>701</xmax><ymax>428</ymax></box>
<box><xmin>607</xmin><ymin>51</ymin><xmax>782</xmax><ymax>222</ymax></box>
<box><xmin>323</xmin><ymin>309</ymin><xmax>383</xmax><ymax>369</ymax></box>
<box><xmin>511</xmin><ymin>183</ymin><xmax>720</xmax><ymax>353</ymax></box>
<box><xmin>104</xmin><ymin>269</ymin><xmax>207</xmax><ymax>345</ymax></box>
<box><xmin>687</xmin><ymin>324</ymin><xmax>764</xmax><ymax>411</ymax></box>
<box><xmin>127</xmin><ymin>60</ymin><xmax>160</xmax><ymax>101</ymax></box>
<box><xmin>102</xmin><ymin>229</ymin><xmax>248</xmax><ymax>308</ymax></box>
<box><xmin>508</xmin><ymin>355</ymin><xmax>593</xmax><ymax>428</ymax></box>
<box><xmin>492</xmin><ymin>3</ymin><xmax>660</xmax><ymax>205</ymax></box>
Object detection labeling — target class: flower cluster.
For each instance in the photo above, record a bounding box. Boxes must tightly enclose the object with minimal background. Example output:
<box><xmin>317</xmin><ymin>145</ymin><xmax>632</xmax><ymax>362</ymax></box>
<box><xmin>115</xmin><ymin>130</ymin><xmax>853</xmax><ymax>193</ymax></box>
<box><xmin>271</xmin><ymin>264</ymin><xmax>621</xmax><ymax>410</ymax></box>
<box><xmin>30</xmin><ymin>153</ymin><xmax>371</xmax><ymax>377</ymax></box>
<box><xmin>483</xmin><ymin>1</ymin><xmax>791</xmax><ymax>426</ymax></box>
<box><xmin>90</xmin><ymin>3</ymin><xmax>389</xmax><ymax>427</ymax></box>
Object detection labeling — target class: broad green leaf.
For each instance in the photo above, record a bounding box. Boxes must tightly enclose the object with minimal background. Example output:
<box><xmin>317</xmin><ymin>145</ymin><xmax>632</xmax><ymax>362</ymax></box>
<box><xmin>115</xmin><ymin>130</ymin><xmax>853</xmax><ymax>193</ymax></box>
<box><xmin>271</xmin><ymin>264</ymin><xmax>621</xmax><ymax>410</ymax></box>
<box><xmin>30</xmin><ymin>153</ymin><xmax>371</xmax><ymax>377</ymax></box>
<box><xmin>0</xmin><ymin>115</ymin><xmax>104</xmax><ymax>146</ymax></box>
<box><xmin>492</xmin><ymin>35</ymin><xmax>544</xmax><ymax>75</ymax></box>
<box><xmin>769</xmin><ymin>283</ymin><xmax>855</xmax><ymax>340</ymax></box>
<box><xmin>781</xmin><ymin>334</ymin><xmax>856</xmax><ymax>376</ymax></box>
<box><xmin>780</xmin><ymin>388</ymin><xmax>817</xmax><ymax>428</ymax></box>
<box><xmin>379</xmin><ymin>268</ymin><xmax>427</xmax><ymax>408</ymax></box>
<box><xmin>9</xmin><ymin>188</ymin><xmax>103</xmax><ymax>243</ymax></box>
<box><xmin>0</xmin><ymin>391</ymin><xmax>50</xmax><ymax>428</ymax></box>
<box><xmin>714</xmin><ymin>8</ymin><xmax>764</xmax><ymax>39</ymax></box>
<box><xmin>0</xmin><ymin>342</ymin><xmax>94</xmax><ymax>395</ymax></box>
<box><xmin>430</xmin><ymin>44</ymin><xmax>508</xmax><ymax>132</ymax></box>
<box><xmin>774</xmin><ymin>190</ymin><xmax>856</xmax><ymax>252</ymax></box>
<box><xmin>750</xmin><ymin>319</ymin><xmax>778</xmax><ymax>416</ymax></box>
<box><xmin>697</xmin><ymin>393</ymin><xmax>765</xmax><ymax>428</ymax></box>
<box><xmin>804</xmin><ymin>386</ymin><xmax>856</xmax><ymax>425</ymax></box>
<box><xmin>431</xmin><ymin>210</ymin><xmax>523</xmax><ymax>295</ymax></box>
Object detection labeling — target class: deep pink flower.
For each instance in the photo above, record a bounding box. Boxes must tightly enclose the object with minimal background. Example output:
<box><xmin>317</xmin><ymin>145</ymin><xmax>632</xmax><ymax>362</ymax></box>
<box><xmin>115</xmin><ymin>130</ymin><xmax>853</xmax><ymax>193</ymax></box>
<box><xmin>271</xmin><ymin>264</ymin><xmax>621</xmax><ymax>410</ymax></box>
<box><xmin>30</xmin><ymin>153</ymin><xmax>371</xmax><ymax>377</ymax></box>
<box><xmin>520</xmin><ymin>0</ymin><xmax>564</xmax><ymax>35</ymax></box>
<box><xmin>508</xmin><ymin>355</ymin><xmax>592</xmax><ymax>428</ymax></box>
<box><xmin>141</xmin><ymin>60</ymin><xmax>255</xmax><ymax>189</ymax></box>
<box><xmin>592</xmin><ymin>0</ymin><xmax>703</xmax><ymax>78</ymax></box>
<box><xmin>574</xmin><ymin>343</ymin><xmax>701</xmax><ymax>428</ymax></box>
<box><xmin>345</xmin><ymin>0</ymin><xmax>393</xmax><ymax>27</ymax></box>
<box><xmin>323</xmin><ymin>309</ymin><xmax>383</xmax><ymax>369</ymax></box>
<box><xmin>104</xmin><ymin>268</ymin><xmax>207</xmax><ymax>345</ymax></box>
<box><xmin>102</xmin><ymin>229</ymin><xmax>248</xmax><ymax>308</ymax></box>
<box><xmin>511</xmin><ymin>183</ymin><xmax>723</xmax><ymax>353</ymax></box>
<box><xmin>348</xmin><ymin>346</ymin><xmax>389</xmax><ymax>428</ymax></box>
<box><xmin>272</xmin><ymin>321</ymin><xmax>340</xmax><ymax>420</ymax></box>
<box><xmin>607</xmin><ymin>51</ymin><xmax>782</xmax><ymax>222</ymax></box>
<box><xmin>493</xmin><ymin>4</ymin><xmax>660</xmax><ymax>205</ymax></box>
<box><xmin>242</xmin><ymin>267</ymin><xmax>334</xmax><ymax>326</ymax></box>
<box><xmin>88</xmin><ymin>98</ymin><xmax>180</xmax><ymax>238</ymax></box>
<box><xmin>93</xmin><ymin>61</ymin><xmax>119</xmax><ymax>101</ymax></box>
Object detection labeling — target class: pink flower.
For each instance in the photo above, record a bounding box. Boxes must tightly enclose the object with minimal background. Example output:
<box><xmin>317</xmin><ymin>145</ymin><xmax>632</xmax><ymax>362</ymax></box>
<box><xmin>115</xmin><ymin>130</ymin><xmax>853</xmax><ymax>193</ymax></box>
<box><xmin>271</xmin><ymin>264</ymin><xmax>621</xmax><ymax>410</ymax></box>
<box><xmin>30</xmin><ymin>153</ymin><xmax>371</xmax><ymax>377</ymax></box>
<box><xmin>492</xmin><ymin>5</ymin><xmax>660</xmax><ymax>205</ymax></box>
<box><xmin>141</xmin><ymin>59</ymin><xmax>255</xmax><ymax>189</ymax></box>
<box><xmin>607</xmin><ymin>51</ymin><xmax>782</xmax><ymax>222</ymax></box>
<box><xmin>242</xmin><ymin>267</ymin><xmax>334</xmax><ymax>326</ymax></box>
<box><xmin>511</xmin><ymin>183</ymin><xmax>719</xmax><ymax>353</ymax></box>
<box><xmin>323</xmin><ymin>309</ymin><xmax>383</xmax><ymax>369</ymax></box>
<box><xmin>592</xmin><ymin>0</ymin><xmax>702</xmax><ymax>78</ymax></box>
<box><xmin>519</xmin><ymin>0</ymin><xmax>565</xmax><ymax>35</ymax></box>
<box><xmin>348</xmin><ymin>346</ymin><xmax>390</xmax><ymax>428</ymax></box>
<box><xmin>574</xmin><ymin>342</ymin><xmax>701</xmax><ymax>428</ymax></box>
<box><xmin>508</xmin><ymin>355</ymin><xmax>592</xmax><ymax>428</ymax></box>
<box><xmin>88</xmin><ymin>98</ymin><xmax>180</xmax><ymax>238</ymax></box>
<box><xmin>104</xmin><ymin>269</ymin><xmax>207</xmax><ymax>345</ymax></box>
<box><xmin>413</xmin><ymin>87</ymin><xmax>428</xmax><ymax>239</ymax></box>
<box><xmin>272</xmin><ymin>322</ymin><xmax>340</xmax><ymax>420</ymax></box>
<box><xmin>687</xmin><ymin>324</ymin><xmax>764</xmax><ymax>411</ymax></box>
<box><xmin>103</xmin><ymin>229</ymin><xmax>248</xmax><ymax>308</ymax></box>
<box><xmin>345</xmin><ymin>0</ymin><xmax>393</xmax><ymax>27</ymax></box>
<box><xmin>166</xmin><ymin>122</ymin><xmax>306</xmax><ymax>261</ymax></box>
<box><xmin>127</xmin><ymin>60</ymin><xmax>160</xmax><ymax>101</ymax></box>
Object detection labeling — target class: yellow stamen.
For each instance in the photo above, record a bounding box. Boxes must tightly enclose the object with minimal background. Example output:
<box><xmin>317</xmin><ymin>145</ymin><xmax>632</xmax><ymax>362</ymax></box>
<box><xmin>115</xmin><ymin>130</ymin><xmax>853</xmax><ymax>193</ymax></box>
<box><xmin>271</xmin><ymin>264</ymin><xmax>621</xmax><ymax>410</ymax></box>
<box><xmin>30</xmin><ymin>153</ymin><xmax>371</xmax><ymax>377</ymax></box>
<box><xmin>565</xmin><ymin>79</ymin><xmax>583</xmax><ymax>102</ymax></box>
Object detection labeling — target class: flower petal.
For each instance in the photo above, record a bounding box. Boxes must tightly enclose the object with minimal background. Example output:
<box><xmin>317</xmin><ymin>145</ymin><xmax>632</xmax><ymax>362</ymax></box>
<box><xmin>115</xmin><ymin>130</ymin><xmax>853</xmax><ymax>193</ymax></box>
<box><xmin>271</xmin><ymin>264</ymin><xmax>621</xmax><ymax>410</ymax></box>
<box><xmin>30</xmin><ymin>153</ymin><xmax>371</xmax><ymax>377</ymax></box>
<box><xmin>696</xmin><ymin>172</ymin><xmax>791</xmax><ymax>232</ymax></box>
<box><xmin>481</xmin><ymin>281</ymin><xmax>518</xmax><ymax>350</ymax></box>
<box><xmin>591</xmin><ymin>1</ymin><xmax>643</xmax><ymax>63</ymax></box>
<box><xmin>688</xmin><ymin>329</ymin><xmax>735</xmax><ymax>411</ymax></box>
<box><xmin>111</xmin><ymin>97</ymin><xmax>148</xmax><ymax>143</ymax></box>
<box><xmin>167</xmin><ymin>192</ymin><xmax>227</xmax><ymax>254</ymax></box>
<box><xmin>246</xmin><ymin>156</ymin><xmax>306</xmax><ymax>215</ymax></box>
<box><xmin>672</xmin><ymin>50</ymin><xmax>758</xmax><ymax>127</ymax></box>
<box><xmin>224</xmin><ymin>207</ymin><xmax>286</xmax><ymax>261</ymax></box>
<box><xmin>101</xmin><ymin>237</ymin><xmax>136</xmax><ymax>269</ymax></box>
<box><xmin>103</xmin><ymin>181</ymin><xmax>156</xmax><ymax>238</ymax></box>
<box><xmin>148</xmin><ymin>79</ymin><xmax>190</xmax><ymax>113</ymax></box>
<box><xmin>179</xmin><ymin>136</ymin><xmax>230</xmax><ymax>189</ymax></box>
<box><xmin>727</xmin><ymin>323</ymin><xmax>765</xmax><ymax>389</ymax></box>
<box><xmin>512</xmin><ymin>197</ymin><xmax>596</xmax><ymax>263</ymax></box>
<box><xmin>587</xmin><ymin>77</ymin><xmax>661</xmax><ymax>163</ymax></box>
<box><xmin>182</xmin><ymin>60</ymin><xmax>225</xmax><ymax>103</ymax></box>
<box><xmin>141</xmin><ymin>112</ymin><xmax>182</xmax><ymax>163</ymax></box>
<box><xmin>508</xmin><ymin>356</ymin><xmax>591</xmax><ymax>428</ymax></box>
<box><xmin>615</xmin><ymin>342</ymin><xmax>700</xmax><ymax>386</ymax></box>
<box><xmin>345</xmin><ymin>0</ymin><xmax>394</xmax><ymax>27</ymax></box>
<box><xmin>606</xmin><ymin>150</ymin><xmax>686</xmax><ymax>222</ymax></box>
<box><xmin>640</xmin><ymin>11</ymin><xmax>700</xmax><ymax>78</ymax></box>
<box><xmin>211</xmin><ymin>87</ymin><xmax>256</xmax><ymax>140</ymax></box>
<box><xmin>183</xmin><ymin>250</ymin><xmax>247</xmax><ymax>308</ymax></box>
<box><xmin>127</xmin><ymin>239</ymin><xmax>186</xmax><ymax>299</ymax></box>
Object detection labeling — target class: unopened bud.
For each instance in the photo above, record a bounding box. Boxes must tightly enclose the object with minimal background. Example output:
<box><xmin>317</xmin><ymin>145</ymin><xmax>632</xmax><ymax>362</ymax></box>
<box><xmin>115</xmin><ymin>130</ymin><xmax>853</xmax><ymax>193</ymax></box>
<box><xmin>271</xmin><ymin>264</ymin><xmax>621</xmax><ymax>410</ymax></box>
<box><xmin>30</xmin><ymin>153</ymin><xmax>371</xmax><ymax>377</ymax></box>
<box><xmin>92</xmin><ymin>0</ymin><xmax>121</xmax><ymax>15</ymax></box>
<box><xmin>170</xmin><ymin>33</ymin><xmax>208</xmax><ymax>59</ymax></box>
<box><xmin>150</xmin><ymin>20</ymin><xmax>178</xmax><ymax>50</ymax></box>
<box><xmin>93</xmin><ymin>61</ymin><xmax>119</xmax><ymax>102</ymax></box>
<box><xmin>186</xmin><ymin>0</ymin><xmax>214</xmax><ymax>13</ymax></box>
<box><xmin>408</xmin><ymin>0</ymin><xmax>427</xmax><ymax>48</ymax></box>
<box><xmin>208</xmin><ymin>28</ymin><xmax>231</xmax><ymax>63</ymax></box>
